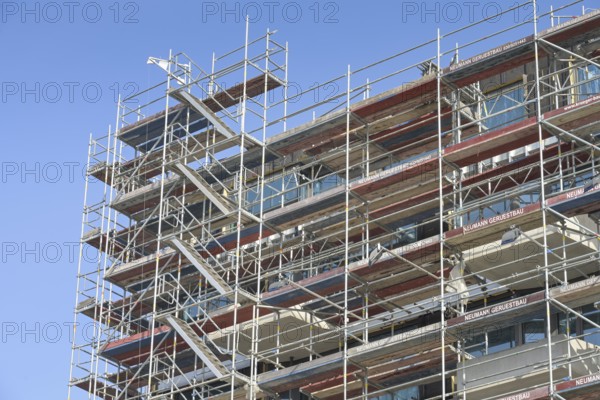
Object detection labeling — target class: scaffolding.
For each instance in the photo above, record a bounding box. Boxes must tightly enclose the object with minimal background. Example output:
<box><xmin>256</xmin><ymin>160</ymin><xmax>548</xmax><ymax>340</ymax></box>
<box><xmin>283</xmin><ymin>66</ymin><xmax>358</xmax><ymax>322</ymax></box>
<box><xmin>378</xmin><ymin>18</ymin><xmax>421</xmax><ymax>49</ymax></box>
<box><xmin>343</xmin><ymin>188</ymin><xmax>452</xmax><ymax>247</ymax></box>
<box><xmin>68</xmin><ymin>2</ymin><xmax>600</xmax><ymax>399</ymax></box>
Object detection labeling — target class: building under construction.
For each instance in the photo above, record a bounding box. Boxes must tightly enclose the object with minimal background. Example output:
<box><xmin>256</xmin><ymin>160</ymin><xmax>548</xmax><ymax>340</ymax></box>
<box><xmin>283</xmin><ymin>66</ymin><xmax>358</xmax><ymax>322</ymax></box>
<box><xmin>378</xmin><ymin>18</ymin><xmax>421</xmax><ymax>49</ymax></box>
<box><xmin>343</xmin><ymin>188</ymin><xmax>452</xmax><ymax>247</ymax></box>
<box><xmin>68</xmin><ymin>2</ymin><xmax>600</xmax><ymax>399</ymax></box>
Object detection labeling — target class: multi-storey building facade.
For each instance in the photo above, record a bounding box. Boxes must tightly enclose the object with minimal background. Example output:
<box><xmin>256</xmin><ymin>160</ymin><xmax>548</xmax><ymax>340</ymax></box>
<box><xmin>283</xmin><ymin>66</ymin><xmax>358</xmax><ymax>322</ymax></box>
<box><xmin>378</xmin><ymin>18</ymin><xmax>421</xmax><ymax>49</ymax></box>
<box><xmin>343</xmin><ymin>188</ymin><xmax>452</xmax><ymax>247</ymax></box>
<box><xmin>69</xmin><ymin>3</ymin><xmax>600</xmax><ymax>399</ymax></box>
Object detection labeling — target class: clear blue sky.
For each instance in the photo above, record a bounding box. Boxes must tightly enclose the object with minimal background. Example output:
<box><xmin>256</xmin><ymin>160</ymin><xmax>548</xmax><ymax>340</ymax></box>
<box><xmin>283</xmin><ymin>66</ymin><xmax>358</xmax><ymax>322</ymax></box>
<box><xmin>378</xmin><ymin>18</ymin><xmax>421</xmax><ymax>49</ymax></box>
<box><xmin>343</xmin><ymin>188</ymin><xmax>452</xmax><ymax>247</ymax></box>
<box><xmin>0</xmin><ymin>1</ymin><xmax>591</xmax><ymax>398</ymax></box>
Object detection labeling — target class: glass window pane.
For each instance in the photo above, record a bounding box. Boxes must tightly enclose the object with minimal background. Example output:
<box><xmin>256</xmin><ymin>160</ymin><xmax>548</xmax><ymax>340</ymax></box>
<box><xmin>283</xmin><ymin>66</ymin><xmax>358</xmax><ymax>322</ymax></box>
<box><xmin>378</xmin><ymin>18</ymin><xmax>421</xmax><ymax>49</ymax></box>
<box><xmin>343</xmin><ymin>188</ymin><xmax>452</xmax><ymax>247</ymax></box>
<box><xmin>373</xmin><ymin>387</ymin><xmax>419</xmax><ymax>400</ymax></box>
<box><xmin>522</xmin><ymin>318</ymin><xmax>546</xmax><ymax>344</ymax></box>
<box><xmin>464</xmin><ymin>326</ymin><xmax>516</xmax><ymax>357</ymax></box>
<box><xmin>484</xmin><ymin>86</ymin><xmax>526</xmax><ymax>130</ymax></box>
<box><xmin>578</xmin><ymin>65</ymin><xmax>600</xmax><ymax>100</ymax></box>
<box><xmin>582</xmin><ymin>304</ymin><xmax>600</xmax><ymax>345</ymax></box>
<box><xmin>558</xmin><ymin>312</ymin><xmax>577</xmax><ymax>338</ymax></box>
<box><xmin>488</xmin><ymin>326</ymin><xmax>516</xmax><ymax>354</ymax></box>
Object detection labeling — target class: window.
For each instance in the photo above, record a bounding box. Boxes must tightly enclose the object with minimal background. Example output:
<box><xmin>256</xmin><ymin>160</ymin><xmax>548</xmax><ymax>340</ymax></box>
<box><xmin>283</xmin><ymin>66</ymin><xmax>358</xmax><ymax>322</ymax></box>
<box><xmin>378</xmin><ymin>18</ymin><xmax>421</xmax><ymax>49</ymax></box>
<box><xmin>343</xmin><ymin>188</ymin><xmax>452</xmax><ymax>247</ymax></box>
<box><xmin>483</xmin><ymin>86</ymin><xmax>526</xmax><ymax>130</ymax></box>
<box><xmin>558</xmin><ymin>311</ymin><xmax>578</xmax><ymax>338</ymax></box>
<box><xmin>578</xmin><ymin>65</ymin><xmax>600</xmax><ymax>100</ymax></box>
<box><xmin>183</xmin><ymin>295</ymin><xmax>231</xmax><ymax>322</ymax></box>
<box><xmin>314</xmin><ymin>173</ymin><xmax>343</xmax><ymax>195</ymax></box>
<box><xmin>373</xmin><ymin>387</ymin><xmax>419</xmax><ymax>400</ymax></box>
<box><xmin>246</xmin><ymin>173</ymin><xmax>300</xmax><ymax>214</ymax></box>
<box><xmin>558</xmin><ymin>304</ymin><xmax>600</xmax><ymax>346</ymax></box>
<box><xmin>465</xmin><ymin>326</ymin><xmax>516</xmax><ymax>358</ymax></box>
<box><xmin>522</xmin><ymin>318</ymin><xmax>546</xmax><ymax>344</ymax></box>
<box><xmin>582</xmin><ymin>304</ymin><xmax>600</xmax><ymax>346</ymax></box>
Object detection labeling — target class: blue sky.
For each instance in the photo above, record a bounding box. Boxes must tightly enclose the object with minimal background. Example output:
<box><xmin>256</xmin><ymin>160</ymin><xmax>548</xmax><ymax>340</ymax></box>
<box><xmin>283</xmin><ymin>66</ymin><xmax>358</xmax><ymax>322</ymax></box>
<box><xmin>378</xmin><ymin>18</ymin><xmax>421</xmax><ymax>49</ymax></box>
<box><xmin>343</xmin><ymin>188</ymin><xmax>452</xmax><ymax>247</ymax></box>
<box><xmin>0</xmin><ymin>1</ymin><xmax>592</xmax><ymax>398</ymax></box>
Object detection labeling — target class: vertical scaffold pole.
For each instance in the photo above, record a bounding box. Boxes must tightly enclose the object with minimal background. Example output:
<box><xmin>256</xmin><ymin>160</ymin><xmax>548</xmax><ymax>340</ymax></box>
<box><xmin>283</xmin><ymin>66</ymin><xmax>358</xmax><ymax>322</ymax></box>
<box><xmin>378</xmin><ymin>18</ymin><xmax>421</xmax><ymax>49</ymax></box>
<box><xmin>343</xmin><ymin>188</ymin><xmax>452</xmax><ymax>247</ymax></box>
<box><xmin>532</xmin><ymin>0</ymin><xmax>555</xmax><ymax>395</ymax></box>
<box><xmin>147</xmin><ymin>48</ymin><xmax>173</xmax><ymax>394</ymax></box>
<box><xmin>67</xmin><ymin>133</ymin><xmax>93</xmax><ymax>400</ymax></box>
<box><xmin>283</xmin><ymin>42</ymin><xmax>289</xmax><ymax>132</ymax></box>
<box><xmin>231</xmin><ymin>15</ymin><xmax>250</xmax><ymax>399</ymax></box>
<box><xmin>343</xmin><ymin>63</ymin><xmax>351</xmax><ymax>400</ymax></box>
<box><xmin>437</xmin><ymin>27</ymin><xmax>447</xmax><ymax>400</ymax></box>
